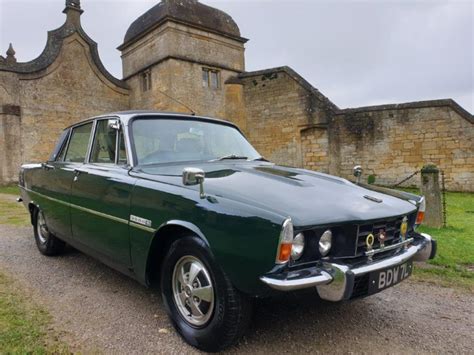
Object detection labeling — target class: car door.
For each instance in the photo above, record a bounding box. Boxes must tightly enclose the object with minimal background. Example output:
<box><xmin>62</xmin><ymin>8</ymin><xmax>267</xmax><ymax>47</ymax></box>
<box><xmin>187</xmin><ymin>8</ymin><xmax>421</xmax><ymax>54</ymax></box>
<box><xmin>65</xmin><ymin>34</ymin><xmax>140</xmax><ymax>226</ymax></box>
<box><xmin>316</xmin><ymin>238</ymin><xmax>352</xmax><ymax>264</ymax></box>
<box><xmin>69</xmin><ymin>118</ymin><xmax>134</xmax><ymax>267</ymax></box>
<box><xmin>33</xmin><ymin>123</ymin><xmax>94</xmax><ymax>240</ymax></box>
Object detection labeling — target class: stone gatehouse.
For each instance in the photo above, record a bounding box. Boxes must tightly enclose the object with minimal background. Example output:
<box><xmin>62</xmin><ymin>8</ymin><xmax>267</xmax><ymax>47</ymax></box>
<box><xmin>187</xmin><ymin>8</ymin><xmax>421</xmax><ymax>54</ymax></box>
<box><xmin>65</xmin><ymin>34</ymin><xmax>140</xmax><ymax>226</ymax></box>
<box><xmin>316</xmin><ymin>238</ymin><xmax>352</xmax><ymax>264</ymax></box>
<box><xmin>1</xmin><ymin>0</ymin><xmax>473</xmax><ymax>191</ymax></box>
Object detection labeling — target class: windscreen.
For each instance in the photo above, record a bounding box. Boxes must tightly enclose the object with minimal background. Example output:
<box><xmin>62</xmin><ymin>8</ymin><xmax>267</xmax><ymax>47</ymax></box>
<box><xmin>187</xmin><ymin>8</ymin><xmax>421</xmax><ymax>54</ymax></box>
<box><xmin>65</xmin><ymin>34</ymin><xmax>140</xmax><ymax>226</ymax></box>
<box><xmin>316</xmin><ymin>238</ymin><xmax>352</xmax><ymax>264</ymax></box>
<box><xmin>132</xmin><ymin>118</ymin><xmax>261</xmax><ymax>165</ymax></box>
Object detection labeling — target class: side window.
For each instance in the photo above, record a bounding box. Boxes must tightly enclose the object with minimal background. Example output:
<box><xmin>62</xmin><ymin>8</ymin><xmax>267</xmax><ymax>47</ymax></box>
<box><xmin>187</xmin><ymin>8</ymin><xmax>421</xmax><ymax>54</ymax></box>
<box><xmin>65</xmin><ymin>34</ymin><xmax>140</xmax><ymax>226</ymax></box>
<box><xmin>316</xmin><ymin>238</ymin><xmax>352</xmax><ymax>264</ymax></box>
<box><xmin>90</xmin><ymin>119</ymin><xmax>128</xmax><ymax>165</ymax></box>
<box><xmin>49</xmin><ymin>129</ymin><xmax>69</xmax><ymax>162</ymax></box>
<box><xmin>141</xmin><ymin>70</ymin><xmax>152</xmax><ymax>92</ymax></box>
<box><xmin>64</xmin><ymin>123</ymin><xmax>93</xmax><ymax>163</ymax></box>
<box><xmin>202</xmin><ymin>68</ymin><xmax>220</xmax><ymax>89</ymax></box>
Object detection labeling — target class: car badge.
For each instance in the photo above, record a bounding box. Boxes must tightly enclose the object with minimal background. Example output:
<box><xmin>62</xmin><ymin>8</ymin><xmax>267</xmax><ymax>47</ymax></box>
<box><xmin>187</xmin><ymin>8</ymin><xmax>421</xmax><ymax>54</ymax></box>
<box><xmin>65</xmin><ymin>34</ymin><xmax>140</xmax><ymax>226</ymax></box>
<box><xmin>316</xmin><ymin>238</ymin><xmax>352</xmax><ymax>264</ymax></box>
<box><xmin>364</xmin><ymin>195</ymin><xmax>383</xmax><ymax>203</ymax></box>
<box><xmin>400</xmin><ymin>216</ymin><xmax>408</xmax><ymax>240</ymax></box>
<box><xmin>366</xmin><ymin>233</ymin><xmax>374</xmax><ymax>250</ymax></box>
<box><xmin>377</xmin><ymin>229</ymin><xmax>386</xmax><ymax>248</ymax></box>
<box><xmin>366</xmin><ymin>233</ymin><xmax>375</xmax><ymax>261</ymax></box>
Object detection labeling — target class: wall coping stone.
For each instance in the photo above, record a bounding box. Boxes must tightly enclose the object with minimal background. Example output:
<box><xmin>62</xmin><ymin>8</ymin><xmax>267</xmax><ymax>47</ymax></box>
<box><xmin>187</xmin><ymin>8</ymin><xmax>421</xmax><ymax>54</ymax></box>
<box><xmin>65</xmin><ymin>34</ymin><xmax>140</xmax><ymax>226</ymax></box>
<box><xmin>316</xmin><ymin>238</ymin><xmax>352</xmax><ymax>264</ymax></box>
<box><xmin>239</xmin><ymin>66</ymin><xmax>339</xmax><ymax>113</ymax></box>
<box><xmin>240</xmin><ymin>68</ymin><xmax>473</xmax><ymax>125</ymax></box>
<box><xmin>337</xmin><ymin>99</ymin><xmax>473</xmax><ymax>124</ymax></box>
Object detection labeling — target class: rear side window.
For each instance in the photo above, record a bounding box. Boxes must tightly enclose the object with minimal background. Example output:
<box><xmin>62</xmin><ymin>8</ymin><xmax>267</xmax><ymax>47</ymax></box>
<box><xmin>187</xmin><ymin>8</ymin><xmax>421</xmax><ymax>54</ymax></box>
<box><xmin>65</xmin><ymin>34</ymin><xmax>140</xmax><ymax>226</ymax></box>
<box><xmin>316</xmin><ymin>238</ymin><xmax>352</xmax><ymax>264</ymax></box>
<box><xmin>49</xmin><ymin>129</ymin><xmax>69</xmax><ymax>161</ymax></box>
<box><xmin>64</xmin><ymin>123</ymin><xmax>93</xmax><ymax>163</ymax></box>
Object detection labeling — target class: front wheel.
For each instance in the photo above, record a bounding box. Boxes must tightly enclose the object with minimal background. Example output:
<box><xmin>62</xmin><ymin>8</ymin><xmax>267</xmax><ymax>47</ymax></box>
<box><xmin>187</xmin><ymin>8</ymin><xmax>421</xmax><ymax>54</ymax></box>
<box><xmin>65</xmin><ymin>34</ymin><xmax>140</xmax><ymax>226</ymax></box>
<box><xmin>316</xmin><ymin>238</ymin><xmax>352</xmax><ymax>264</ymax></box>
<box><xmin>33</xmin><ymin>208</ymin><xmax>65</xmax><ymax>256</ymax></box>
<box><xmin>160</xmin><ymin>236</ymin><xmax>252</xmax><ymax>352</ymax></box>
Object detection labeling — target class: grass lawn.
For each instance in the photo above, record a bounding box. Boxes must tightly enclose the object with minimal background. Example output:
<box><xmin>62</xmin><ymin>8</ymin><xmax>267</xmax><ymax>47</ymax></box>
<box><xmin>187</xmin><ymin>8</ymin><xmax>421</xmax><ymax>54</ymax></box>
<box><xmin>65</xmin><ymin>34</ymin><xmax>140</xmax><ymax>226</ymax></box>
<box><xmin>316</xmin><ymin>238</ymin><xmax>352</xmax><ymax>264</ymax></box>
<box><xmin>0</xmin><ymin>272</ymin><xmax>69</xmax><ymax>353</ymax></box>
<box><xmin>0</xmin><ymin>185</ymin><xmax>29</xmax><ymax>226</ymax></box>
<box><xmin>411</xmin><ymin>190</ymin><xmax>474</xmax><ymax>291</ymax></box>
<box><xmin>0</xmin><ymin>186</ymin><xmax>70</xmax><ymax>353</ymax></box>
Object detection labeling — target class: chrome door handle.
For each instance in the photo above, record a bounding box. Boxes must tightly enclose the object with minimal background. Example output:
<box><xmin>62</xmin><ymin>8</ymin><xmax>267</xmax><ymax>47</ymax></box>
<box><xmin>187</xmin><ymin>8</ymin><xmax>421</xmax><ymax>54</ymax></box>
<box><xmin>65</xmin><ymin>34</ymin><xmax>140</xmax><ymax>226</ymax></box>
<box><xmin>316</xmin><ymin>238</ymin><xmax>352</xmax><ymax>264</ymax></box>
<box><xmin>74</xmin><ymin>168</ymin><xmax>89</xmax><ymax>175</ymax></box>
<box><xmin>41</xmin><ymin>163</ymin><xmax>55</xmax><ymax>170</ymax></box>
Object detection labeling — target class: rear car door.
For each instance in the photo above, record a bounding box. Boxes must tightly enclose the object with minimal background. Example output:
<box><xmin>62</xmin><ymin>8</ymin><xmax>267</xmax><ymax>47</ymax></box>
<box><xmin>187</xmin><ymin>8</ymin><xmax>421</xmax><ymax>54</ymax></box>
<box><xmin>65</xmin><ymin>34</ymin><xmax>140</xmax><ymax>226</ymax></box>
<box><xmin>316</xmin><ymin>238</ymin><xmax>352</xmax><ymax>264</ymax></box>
<box><xmin>69</xmin><ymin>118</ymin><xmax>134</xmax><ymax>268</ymax></box>
<box><xmin>34</xmin><ymin>123</ymin><xmax>94</xmax><ymax>240</ymax></box>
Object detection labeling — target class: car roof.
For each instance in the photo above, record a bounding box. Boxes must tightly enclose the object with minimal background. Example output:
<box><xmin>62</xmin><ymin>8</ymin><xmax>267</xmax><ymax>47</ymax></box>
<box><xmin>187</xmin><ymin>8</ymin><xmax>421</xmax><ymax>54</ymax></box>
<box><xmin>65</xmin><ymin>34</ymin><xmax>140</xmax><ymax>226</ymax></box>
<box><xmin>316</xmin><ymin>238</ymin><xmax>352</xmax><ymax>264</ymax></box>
<box><xmin>63</xmin><ymin>110</ymin><xmax>239</xmax><ymax>131</ymax></box>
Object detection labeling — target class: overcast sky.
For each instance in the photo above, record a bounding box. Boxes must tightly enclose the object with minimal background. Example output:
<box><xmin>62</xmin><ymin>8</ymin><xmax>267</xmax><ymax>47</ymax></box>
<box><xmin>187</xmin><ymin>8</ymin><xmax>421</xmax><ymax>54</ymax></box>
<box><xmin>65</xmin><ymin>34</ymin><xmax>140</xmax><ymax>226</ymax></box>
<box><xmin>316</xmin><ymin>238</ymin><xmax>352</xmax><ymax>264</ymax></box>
<box><xmin>1</xmin><ymin>0</ymin><xmax>472</xmax><ymax>112</ymax></box>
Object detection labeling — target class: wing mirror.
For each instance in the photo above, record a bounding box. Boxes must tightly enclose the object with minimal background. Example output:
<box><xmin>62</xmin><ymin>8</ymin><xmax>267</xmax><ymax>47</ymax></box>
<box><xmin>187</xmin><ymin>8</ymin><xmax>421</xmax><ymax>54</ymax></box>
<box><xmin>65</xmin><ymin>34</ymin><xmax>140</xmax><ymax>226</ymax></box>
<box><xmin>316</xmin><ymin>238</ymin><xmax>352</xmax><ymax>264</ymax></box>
<box><xmin>183</xmin><ymin>168</ymin><xmax>205</xmax><ymax>199</ymax></box>
<box><xmin>353</xmin><ymin>165</ymin><xmax>363</xmax><ymax>184</ymax></box>
<box><xmin>108</xmin><ymin>119</ymin><xmax>120</xmax><ymax>131</ymax></box>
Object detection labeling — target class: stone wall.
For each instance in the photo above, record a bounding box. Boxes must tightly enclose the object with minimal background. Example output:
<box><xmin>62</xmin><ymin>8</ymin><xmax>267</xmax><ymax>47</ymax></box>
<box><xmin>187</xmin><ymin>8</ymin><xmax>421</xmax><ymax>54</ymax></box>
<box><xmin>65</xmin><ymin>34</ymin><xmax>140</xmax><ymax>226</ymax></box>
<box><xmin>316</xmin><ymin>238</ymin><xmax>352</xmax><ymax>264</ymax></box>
<box><xmin>0</xmin><ymin>7</ymin><xmax>129</xmax><ymax>184</ymax></box>
<box><xmin>330</xmin><ymin>101</ymin><xmax>474</xmax><ymax>191</ymax></box>
<box><xmin>18</xmin><ymin>35</ymin><xmax>129</xmax><ymax>164</ymax></box>
<box><xmin>239</xmin><ymin>67</ymin><xmax>473</xmax><ymax>192</ymax></box>
<box><xmin>239</xmin><ymin>67</ymin><xmax>336</xmax><ymax>166</ymax></box>
<box><xmin>300</xmin><ymin>127</ymin><xmax>329</xmax><ymax>173</ymax></box>
<box><xmin>0</xmin><ymin>105</ymin><xmax>21</xmax><ymax>183</ymax></box>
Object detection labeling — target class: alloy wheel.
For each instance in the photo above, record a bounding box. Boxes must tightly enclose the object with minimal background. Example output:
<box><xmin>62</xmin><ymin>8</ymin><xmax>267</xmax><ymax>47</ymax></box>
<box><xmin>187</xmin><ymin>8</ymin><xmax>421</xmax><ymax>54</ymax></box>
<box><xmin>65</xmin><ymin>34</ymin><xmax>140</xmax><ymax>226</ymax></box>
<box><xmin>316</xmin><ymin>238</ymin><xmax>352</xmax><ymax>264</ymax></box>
<box><xmin>36</xmin><ymin>211</ymin><xmax>49</xmax><ymax>244</ymax></box>
<box><xmin>172</xmin><ymin>255</ymin><xmax>215</xmax><ymax>327</ymax></box>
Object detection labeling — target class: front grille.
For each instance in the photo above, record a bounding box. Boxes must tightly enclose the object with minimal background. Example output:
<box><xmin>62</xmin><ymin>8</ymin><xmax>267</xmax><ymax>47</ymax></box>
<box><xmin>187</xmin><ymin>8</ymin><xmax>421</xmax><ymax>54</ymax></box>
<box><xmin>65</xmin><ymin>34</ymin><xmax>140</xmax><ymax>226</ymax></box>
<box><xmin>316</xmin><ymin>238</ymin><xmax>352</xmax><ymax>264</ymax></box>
<box><xmin>355</xmin><ymin>213</ymin><xmax>416</xmax><ymax>257</ymax></box>
<box><xmin>290</xmin><ymin>212</ymin><xmax>417</xmax><ymax>268</ymax></box>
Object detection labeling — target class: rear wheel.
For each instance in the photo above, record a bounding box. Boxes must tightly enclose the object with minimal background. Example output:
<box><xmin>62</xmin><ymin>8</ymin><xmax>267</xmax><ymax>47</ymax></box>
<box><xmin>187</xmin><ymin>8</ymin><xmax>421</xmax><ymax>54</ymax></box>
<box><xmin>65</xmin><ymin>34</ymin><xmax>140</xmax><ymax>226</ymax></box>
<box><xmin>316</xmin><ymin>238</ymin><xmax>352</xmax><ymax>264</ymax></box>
<box><xmin>33</xmin><ymin>208</ymin><xmax>65</xmax><ymax>256</ymax></box>
<box><xmin>160</xmin><ymin>236</ymin><xmax>252</xmax><ymax>352</ymax></box>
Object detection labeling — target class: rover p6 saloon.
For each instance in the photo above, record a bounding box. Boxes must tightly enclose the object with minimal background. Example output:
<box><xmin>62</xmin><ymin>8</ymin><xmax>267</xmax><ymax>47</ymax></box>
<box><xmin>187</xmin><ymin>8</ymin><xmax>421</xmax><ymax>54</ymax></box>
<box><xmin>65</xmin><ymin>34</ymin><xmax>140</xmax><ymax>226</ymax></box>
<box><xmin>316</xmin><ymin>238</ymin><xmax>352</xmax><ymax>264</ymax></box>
<box><xmin>19</xmin><ymin>111</ymin><xmax>437</xmax><ymax>352</ymax></box>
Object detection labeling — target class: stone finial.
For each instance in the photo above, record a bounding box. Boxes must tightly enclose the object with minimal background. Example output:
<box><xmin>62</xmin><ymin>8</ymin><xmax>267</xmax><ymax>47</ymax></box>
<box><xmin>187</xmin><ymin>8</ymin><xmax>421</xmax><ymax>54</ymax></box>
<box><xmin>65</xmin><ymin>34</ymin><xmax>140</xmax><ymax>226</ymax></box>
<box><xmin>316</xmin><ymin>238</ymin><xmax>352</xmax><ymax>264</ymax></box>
<box><xmin>5</xmin><ymin>43</ymin><xmax>16</xmax><ymax>63</ymax></box>
<box><xmin>63</xmin><ymin>0</ymin><xmax>83</xmax><ymax>28</ymax></box>
<box><xmin>66</xmin><ymin>0</ymin><xmax>81</xmax><ymax>10</ymax></box>
<box><xmin>163</xmin><ymin>0</ymin><xmax>198</xmax><ymax>4</ymax></box>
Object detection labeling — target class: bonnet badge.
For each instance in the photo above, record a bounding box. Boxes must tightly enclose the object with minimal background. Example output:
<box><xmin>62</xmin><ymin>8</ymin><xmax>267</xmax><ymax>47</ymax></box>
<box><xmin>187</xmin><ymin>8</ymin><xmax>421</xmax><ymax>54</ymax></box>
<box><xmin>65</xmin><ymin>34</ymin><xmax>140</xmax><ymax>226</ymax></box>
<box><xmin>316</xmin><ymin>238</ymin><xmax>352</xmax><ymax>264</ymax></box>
<box><xmin>364</xmin><ymin>195</ymin><xmax>383</xmax><ymax>203</ymax></box>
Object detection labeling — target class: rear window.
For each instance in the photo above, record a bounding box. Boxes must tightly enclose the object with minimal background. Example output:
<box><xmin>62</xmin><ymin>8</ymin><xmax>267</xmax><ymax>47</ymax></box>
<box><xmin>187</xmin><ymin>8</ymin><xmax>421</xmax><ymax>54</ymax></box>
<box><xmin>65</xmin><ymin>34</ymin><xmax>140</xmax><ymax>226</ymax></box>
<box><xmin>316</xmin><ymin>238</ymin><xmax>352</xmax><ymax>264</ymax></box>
<box><xmin>64</xmin><ymin>123</ymin><xmax>93</xmax><ymax>163</ymax></box>
<box><xmin>49</xmin><ymin>130</ymin><xmax>69</xmax><ymax>162</ymax></box>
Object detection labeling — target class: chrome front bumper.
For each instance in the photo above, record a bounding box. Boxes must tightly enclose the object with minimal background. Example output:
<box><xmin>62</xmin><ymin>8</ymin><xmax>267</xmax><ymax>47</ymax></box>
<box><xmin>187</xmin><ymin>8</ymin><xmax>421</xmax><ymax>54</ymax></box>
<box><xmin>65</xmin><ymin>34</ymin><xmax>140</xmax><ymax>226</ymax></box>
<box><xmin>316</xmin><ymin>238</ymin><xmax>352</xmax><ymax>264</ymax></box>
<box><xmin>260</xmin><ymin>233</ymin><xmax>436</xmax><ymax>302</ymax></box>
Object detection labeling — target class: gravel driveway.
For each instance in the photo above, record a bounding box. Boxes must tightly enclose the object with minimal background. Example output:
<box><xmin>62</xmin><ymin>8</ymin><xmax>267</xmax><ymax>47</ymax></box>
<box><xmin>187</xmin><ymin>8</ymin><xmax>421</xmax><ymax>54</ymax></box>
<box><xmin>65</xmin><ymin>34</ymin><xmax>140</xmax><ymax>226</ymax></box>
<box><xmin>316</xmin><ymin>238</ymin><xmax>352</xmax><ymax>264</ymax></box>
<box><xmin>0</xmin><ymin>224</ymin><xmax>473</xmax><ymax>354</ymax></box>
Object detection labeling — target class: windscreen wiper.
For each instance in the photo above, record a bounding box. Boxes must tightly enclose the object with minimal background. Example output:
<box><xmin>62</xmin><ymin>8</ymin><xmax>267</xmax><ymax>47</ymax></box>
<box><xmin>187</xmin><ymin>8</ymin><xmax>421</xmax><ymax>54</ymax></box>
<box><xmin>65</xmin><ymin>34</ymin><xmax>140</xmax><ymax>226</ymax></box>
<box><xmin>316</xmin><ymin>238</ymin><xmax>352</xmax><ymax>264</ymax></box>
<box><xmin>251</xmin><ymin>157</ymin><xmax>269</xmax><ymax>162</ymax></box>
<box><xmin>213</xmin><ymin>155</ymin><xmax>249</xmax><ymax>161</ymax></box>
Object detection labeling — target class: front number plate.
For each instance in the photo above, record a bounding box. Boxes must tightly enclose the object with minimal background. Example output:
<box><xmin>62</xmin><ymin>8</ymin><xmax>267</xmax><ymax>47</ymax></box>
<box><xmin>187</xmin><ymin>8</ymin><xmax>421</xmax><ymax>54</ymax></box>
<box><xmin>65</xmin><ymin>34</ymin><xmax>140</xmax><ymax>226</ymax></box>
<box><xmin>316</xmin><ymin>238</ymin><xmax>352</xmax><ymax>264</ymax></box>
<box><xmin>368</xmin><ymin>260</ymin><xmax>413</xmax><ymax>294</ymax></box>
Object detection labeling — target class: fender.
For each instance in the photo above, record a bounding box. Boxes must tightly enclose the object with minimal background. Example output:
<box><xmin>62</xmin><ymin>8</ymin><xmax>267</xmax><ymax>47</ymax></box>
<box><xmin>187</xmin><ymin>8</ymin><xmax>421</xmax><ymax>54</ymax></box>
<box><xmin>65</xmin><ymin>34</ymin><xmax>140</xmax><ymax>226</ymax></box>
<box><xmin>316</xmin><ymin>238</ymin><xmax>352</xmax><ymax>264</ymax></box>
<box><xmin>157</xmin><ymin>219</ymin><xmax>210</xmax><ymax>247</ymax></box>
<box><xmin>141</xmin><ymin>219</ymin><xmax>211</xmax><ymax>287</ymax></box>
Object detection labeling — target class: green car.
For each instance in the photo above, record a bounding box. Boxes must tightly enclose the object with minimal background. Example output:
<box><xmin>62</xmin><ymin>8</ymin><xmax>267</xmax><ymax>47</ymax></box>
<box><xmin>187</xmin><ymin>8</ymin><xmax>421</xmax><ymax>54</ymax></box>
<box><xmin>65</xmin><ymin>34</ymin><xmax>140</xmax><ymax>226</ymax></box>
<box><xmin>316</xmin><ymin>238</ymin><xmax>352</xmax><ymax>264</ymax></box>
<box><xmin>19</xmin><ymin>111</ymin><xmax>436</xmax><ymax>352</ymax></box>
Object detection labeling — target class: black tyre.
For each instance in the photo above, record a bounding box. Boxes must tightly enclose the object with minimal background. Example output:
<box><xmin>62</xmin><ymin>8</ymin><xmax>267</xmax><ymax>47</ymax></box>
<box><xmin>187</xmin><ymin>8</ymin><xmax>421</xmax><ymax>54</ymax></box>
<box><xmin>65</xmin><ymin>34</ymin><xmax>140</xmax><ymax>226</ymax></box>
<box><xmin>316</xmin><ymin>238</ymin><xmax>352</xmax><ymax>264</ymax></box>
<box><xmin>33</xmin><ymin>208</ymin><xmax>65</xmax><ymax>256</ymax></box>
<box><xmin>160</xmin><ymin>235</ymin><xmax>252</xmax><ymax>352</ymax></box>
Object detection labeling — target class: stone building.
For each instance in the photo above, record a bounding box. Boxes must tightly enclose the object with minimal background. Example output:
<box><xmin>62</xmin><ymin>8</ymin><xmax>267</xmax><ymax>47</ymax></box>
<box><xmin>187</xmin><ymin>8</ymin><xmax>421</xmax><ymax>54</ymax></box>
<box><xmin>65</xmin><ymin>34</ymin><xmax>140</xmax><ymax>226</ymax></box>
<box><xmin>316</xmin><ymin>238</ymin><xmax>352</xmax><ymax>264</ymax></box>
<box><xmin>1</xmin><ymin>0</ymin><xmax>473</xmax><ymax>191</ymax></box>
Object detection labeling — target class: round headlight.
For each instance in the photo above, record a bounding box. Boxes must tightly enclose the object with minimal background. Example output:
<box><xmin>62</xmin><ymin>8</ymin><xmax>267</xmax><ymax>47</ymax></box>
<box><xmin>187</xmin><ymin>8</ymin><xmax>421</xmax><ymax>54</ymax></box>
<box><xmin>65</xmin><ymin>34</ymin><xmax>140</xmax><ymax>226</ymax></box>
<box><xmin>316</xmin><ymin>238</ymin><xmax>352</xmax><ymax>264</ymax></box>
<box><xmin>319</xmin><ymin>230</ymin><xmax>332</xmax><ymax>256</ymax></box>
<box><xmin>291</xmin><ymin>233</ymin><xmax>305</xmax><ymax>260</ymax></box>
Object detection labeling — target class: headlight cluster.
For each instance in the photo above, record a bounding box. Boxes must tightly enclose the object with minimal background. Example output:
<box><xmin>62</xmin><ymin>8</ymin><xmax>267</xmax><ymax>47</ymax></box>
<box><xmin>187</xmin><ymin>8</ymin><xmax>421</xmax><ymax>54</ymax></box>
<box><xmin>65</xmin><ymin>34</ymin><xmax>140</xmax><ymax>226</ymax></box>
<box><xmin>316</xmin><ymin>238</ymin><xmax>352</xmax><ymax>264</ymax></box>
<box><xmin>275</xmin><ymin>218</ymin><xmax>294</xmax><ymax>264</ymax></box>
<box><xmin>276</xmin><ymin>218</ymin><xmax>333</xmax><ymax>264</ymax></box>
<box><xmin>319</xmin><ymin>230</ymin><xmax>332</xmax><ymax>256</ymax></box>
<box><xmin>415</xmin><ymin>196</ymin><xmax>426</xmax><ymax>227</ymax></box>
<box><xmin>291</xmin><ymin>233</ymin><xmax>305</xmax><ymax>260</ymax></box>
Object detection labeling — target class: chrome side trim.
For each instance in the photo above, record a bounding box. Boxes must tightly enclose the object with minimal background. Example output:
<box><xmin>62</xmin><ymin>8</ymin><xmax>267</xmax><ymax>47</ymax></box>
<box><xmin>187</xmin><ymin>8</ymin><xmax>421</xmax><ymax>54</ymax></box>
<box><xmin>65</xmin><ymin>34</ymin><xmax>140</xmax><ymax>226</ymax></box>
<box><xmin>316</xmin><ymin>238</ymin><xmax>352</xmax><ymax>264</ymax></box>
<box><xmin>72</xmin><ymin>203</ymin><xmax>129</xmax><ymax>225</ymax></box>
<box><xmin>22</xmin><ymin>187</ymin><xmax>128</xmax><ymax>225</ymax></box>
<box><xmin>260</xmin><ymin>271</ymin><xmax>332</xmax><ymax>291</ymax></box>
<box><xmin>364</xmin><ymin>237</ymin><xmax>414</xmax><ymax>257</ymax></box>
<box><xmin>21</xmin><ymin>186</ymin><xmax>69</xmax><ymax>207</ymax></box>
